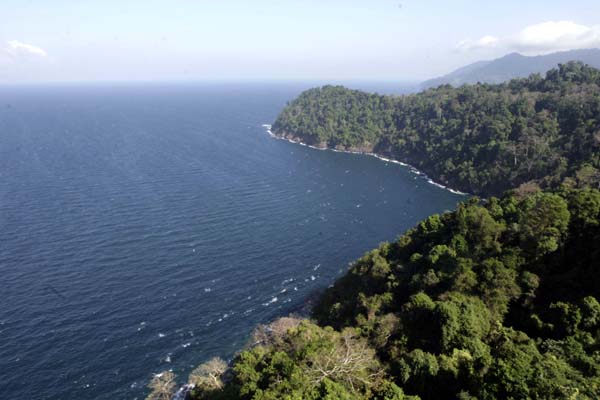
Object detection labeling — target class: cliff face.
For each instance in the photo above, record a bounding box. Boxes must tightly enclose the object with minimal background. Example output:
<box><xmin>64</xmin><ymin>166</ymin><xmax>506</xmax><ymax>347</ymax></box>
<box><xmin>273</xmin><ymin>129</ymin><xmax>375</xmax><ymax>154</ymax></box>
<box><xmin>272</xmin><ymin>129</ymin><xmax>327</xmax><ymax>149</ymax></box>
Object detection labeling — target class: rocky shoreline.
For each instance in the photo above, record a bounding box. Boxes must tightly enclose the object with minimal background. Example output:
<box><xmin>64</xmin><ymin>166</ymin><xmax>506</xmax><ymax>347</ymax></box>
<box><xmin>262</xmin><ymin>125</ymin><xmax>468</xmax><ymax>196</ymax></box>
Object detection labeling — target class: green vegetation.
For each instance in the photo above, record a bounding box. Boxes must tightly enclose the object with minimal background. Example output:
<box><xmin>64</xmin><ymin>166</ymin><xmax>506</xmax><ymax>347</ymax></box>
<box><xmin>158</xmin><ymin>187</ymin><xmax>600</xmax><ymax>400</ymax></box>
<box><xmin>146</xmin><ymin>63</ymin><xmax>600</xmax><ymax>400</ymax></box>
<box><xmin>273</xmin><ymin>62</ymin><xmax>600</xmax><ymax>196</ymax></box>
<box><xmin>311</xmin><ymin>188</ymin><xmax>600</xmax><ymax>399</ymax></box>
<box><xmin>190</xmin><ymin>319</ymin><xmax>415</xmax><ymax>400</ymax></box>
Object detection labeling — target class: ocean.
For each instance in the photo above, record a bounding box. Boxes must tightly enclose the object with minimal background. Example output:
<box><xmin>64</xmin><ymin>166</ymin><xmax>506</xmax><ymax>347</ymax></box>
<box><xmin>0</xmin><ymin>83</ymin><xmax>463</xmax><ymax>399</ymax></box>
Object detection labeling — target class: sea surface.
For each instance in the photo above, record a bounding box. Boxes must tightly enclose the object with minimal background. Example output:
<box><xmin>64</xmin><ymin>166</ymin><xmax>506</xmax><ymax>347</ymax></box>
<box><xmin>0</xmin><ymin>83</ymin><xmax>462</xmax><ymax>399</ymax></box>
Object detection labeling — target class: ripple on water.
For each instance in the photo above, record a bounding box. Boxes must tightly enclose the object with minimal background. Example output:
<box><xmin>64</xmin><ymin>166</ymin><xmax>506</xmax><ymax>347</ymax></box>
<box><xmin>0</xmin><ymin>84</ymin><xmax>463</xmax><ymax>400</ymax></box>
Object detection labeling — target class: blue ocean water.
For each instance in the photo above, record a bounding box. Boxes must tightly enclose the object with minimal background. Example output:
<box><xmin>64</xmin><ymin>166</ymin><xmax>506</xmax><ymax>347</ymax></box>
<box><xmin>0</xmin><ymin>83</ymin><xmax>462</xmax><ymax>400</ymax></box>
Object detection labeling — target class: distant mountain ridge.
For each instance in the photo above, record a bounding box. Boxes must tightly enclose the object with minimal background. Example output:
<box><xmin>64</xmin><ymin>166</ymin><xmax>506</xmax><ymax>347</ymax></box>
<box><xmin>421</xmin><ymin>48</ymin><xmax>600</xmax><ymax>88</ymax></box>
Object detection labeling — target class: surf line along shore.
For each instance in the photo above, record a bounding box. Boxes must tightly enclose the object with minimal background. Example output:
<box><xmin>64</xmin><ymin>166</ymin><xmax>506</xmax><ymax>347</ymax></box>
<box><xmin>261</xmin><ymin>124</ymin><xmax>467</xmax><ymax>196</ymax></box>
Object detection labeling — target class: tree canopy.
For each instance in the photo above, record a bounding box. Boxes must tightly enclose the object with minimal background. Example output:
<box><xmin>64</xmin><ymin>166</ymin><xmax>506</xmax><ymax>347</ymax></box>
<box><xmin>273</xmin><ymin>62</ymin><xmax>600</xmax><ymax>196</ymax></box>
<box><xmin>176</xmin><ymin>188</ymin><xmax>600</xmax><ymax>400</ymax></box>
<box><xmin>147</xmin><ymin>63</ymin><xmax>600</xmax><ymax>400</ymax></box>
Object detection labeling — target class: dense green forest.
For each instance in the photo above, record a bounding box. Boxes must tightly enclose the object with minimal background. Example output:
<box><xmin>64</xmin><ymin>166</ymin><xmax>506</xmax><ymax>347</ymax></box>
<box><xmin>145</xmin><ymin>64</ymin><xmax>600</xmax><ymax>400</ymax></box>
<box><xmin>272</xmin><ymin>62</ymin><xmax>600</xmax><ymax>196</ymax></box>
<box><xmin>147</xmin><ymin>188</ymin><xmax>600</xmax><ymax>400</ymax></box>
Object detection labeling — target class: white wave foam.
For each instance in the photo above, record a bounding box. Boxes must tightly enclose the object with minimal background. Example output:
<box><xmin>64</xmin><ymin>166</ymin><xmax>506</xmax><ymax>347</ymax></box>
<box><xmin>173</xmin><ymin>384</ymin><xmax>196</xmax><ymax>400</ymax></box>
<box><xmin>217</xmin><ymin>313</ymin><xmax>231</xmax><ymax>322</ymax></box>
<box><xmin>261</xmin><ymin>124</ymin><xmax>467</xmax><ymax>195</ymax></box>
<box><xmin>262</xmin><ymin>297</ymin><xmax>278</xmax><ymax>306</ymax></box>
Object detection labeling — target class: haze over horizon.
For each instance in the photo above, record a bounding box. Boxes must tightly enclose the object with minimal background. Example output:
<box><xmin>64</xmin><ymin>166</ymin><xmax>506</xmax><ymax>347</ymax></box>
<box><xmin>2</xmin><ymin>0</ymin><xmax>600</xmax><ymax>83</ymax></box>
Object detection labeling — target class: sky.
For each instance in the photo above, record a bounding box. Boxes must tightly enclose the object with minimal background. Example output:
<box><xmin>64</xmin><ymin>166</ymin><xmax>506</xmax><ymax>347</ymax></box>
<box><xmin>1</xmin><ymin>0</ymin><xmax>600</xmax><ymax>83</ymax></box>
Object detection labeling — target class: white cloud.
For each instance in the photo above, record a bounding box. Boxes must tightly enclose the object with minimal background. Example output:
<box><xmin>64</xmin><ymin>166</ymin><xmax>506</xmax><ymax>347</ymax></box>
<box><xmin>5</xmin><ymin>40</ymin><xmax>47</xmax><ymax>57</ymax></box>
<box><xmin>456</xmin><ymin>21</ymin><xmax>600</xmax><ymax>55</ymax></box>
<box><xmin>513</xmin><ymin>21</ymin><xmax>600</xmax><ymax>53</ymax></box>
<box><xmin>456</xmin><ymin>35</ymin><xmax>499</xmax><ymax>51</ymax></box>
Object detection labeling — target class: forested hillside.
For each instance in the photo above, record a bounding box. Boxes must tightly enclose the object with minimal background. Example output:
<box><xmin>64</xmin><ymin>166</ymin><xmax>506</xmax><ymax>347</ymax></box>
<box><xmin>273</xmin><ymin>62</ymin><xmax>600</xmax><ymax>196</ymax></box>
<box><xmin>147</xmin><ymin>188</ymin><xmax>600</xmax><ymax>400</ymax></box>
<box><xmin>311</xmin><ymin>188</ymin><xmax>600</xmax><ymax>399</ymax></box>
<box><xmin>145</xmin><ymin>64</ymin><xmax>600</xmax><ymax>400</ymax></box>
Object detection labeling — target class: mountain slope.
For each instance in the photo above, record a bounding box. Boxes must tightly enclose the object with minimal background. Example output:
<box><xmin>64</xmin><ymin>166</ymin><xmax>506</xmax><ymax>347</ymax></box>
<box><xmin>422</xmin><ymin>48</ymin><xmax>600</xmax><ymax>88</ymax></box>
<box><xmin>272</xmin><ymin>62</ymin><xmax>600</xmax><ymax>196</ymax></box>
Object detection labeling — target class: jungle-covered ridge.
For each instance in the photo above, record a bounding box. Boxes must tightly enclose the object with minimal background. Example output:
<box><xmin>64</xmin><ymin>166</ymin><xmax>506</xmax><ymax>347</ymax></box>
<box><xmin>146</xmin><ymin>63</ymin><xmax>600</xmax><ymax>400</ymax></box>
<box><xmin>147</xmin><ymin>187</ymin><xmax>600</xmax><ymax>400</ymax></box>
<box><xmin>272</xmin><ymin>62</ymin><xmax>600</xmax><ymax>196</ymax></box>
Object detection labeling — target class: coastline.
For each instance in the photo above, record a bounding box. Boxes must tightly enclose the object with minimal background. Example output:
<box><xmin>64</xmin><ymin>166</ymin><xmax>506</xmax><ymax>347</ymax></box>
<box><xmin>261</xmin><ymin>124</ymin><xmax>467</xmax><ymax>196</ymax></box>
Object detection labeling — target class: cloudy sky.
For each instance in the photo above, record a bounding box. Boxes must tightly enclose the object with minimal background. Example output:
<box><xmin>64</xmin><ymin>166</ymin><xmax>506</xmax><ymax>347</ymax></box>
<box><xmin>1</xmin><ymin>0</ymin><xmax>599</xmax><ymax>83</ymax></box>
